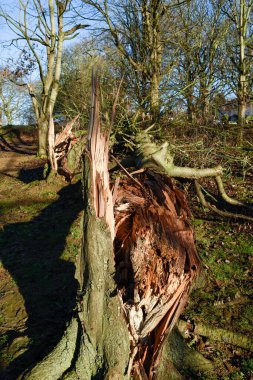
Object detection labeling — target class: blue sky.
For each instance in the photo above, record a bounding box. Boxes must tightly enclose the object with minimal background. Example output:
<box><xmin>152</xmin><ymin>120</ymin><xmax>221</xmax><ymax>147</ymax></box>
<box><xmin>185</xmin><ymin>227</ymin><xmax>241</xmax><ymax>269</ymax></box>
<box><xmin>0</xmin><ymin>19</ymin><xmax>19</xmax><ymax>67</ymax></box>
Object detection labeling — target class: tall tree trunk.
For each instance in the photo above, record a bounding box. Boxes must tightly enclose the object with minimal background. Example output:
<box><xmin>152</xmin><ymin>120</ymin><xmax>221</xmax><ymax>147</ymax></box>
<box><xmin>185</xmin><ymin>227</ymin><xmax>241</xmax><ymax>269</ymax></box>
<box><xmin>150</xmin><ymin>73</ymin><xmax>160</xmax><ymax>120</ymax></box>
<box><xmin>237</xmin><ymin>0</ymin><xmax>248</xmax><ymax>146</ymax></box>
<box><xmin>23</xmin><ymin>73</ymin><xmax>130</xmax><ymax>379</ymax></box>
<box><xmin>26</xmin><ymin>2</ymin><xmax>65</xmax><ymax>160</ymax></box>
<box><xmin>237</xmin><ymin>74</ymin><xmax>247</xmax><ymax>146</ymax></box>
<box><xmin>199</xmin><ymin>82</ymin><xmax>210</xmax><ymax>125</ymax></box>
<box><xmin>186</xmin><ymin>91</ymin><xmax>194</xmax><ymax>123</ymax></box>
<box><xmin>185</xmin><ymin>63</ymin><xmax>195</xmax><ymax>124</ymax></box>
<box><xmin>37</xmin><ymin>117</ymin><xmax>49</xmax><ymax>157</ymax></box>
<box><xmin>27</xmin><ymin>84</ymin><xmax>48</xmax><ymax>158</ymax></box>
<box><xmin>143</xmin><ymin>1</ymin><xmax>162</xmax><ymax>121</ymax></box>
<box><xmin>0</xmin><ymin>78</ymin><xmax>2</xmax><ymax>127</ymax></box>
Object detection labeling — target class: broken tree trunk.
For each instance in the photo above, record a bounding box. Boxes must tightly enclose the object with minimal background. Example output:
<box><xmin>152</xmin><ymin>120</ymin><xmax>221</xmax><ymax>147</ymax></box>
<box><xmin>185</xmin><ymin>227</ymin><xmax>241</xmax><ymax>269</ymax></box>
<box><xmin>113</xmin><ymin>171</ymin><xmax>201</xmax><ymax>378</ymax></box>
<box><xmin>22</xmin><ymin>74</ymin><xmax>202</xmax><ymax>380</ymax></box>
<box><xmin>23</xmin><ymin>73</ymin><xmax>130</xmax><ymax>380</ymax></box>
<box><xmin>47</xmin><ymin>114</ymin><xmax>84</xmax><ymax>180</ymax></box>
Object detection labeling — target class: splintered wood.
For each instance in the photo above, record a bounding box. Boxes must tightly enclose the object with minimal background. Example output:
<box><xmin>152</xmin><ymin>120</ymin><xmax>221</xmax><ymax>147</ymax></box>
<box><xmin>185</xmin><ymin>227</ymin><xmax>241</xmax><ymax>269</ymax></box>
<box><xmin>113</xmin><ymin>171</ymin><xmax>201</xmax><ymax>378</ymax></box>
<box><xmin>86</xmin><ymin>72</ymin><xmax>200</xmax><ymax>379</ymax></box>
<box><xmin>52</xmin><ymin>115</ymin><xmax>79</xmax><ymax>179</ymax></box>
<box><xmin>86</xmin><ymin>74</ymin><xmax>115</xmax><ymax>238</ymax></box>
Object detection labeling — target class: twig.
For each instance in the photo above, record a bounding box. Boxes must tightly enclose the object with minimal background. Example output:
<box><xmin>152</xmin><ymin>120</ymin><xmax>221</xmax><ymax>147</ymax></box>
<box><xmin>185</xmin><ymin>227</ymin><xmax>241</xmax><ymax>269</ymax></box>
<box><xmin>194</xmin><ymin>181</ymin><xmax>253</xmax><ymax>222</ymax></box>
<box><xmin>111</xmin><ymin>154</ymin><xmax>151</xmax><ymax>199</ymax></box>
<box><xmin>215</xmin><ymin>175</ymin><xmax>251</xmax><ymax>207</ymax></box>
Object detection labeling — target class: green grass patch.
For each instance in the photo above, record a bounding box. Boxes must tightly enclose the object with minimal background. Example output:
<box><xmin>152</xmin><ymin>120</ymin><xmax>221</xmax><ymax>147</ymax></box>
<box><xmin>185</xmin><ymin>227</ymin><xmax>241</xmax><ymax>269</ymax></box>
<box><xmin>185</xmin><ymin>219</ymin><xmax>253</xmax><ymax>335</ymax></box>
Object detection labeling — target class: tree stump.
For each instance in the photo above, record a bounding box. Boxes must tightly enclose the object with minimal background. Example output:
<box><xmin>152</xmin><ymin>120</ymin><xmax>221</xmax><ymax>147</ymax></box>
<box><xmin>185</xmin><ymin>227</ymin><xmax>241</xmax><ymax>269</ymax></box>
<box><xmin>23</xmin><ymin>73</ymin><xmax>202</xmax><ymax>380</ymax></box>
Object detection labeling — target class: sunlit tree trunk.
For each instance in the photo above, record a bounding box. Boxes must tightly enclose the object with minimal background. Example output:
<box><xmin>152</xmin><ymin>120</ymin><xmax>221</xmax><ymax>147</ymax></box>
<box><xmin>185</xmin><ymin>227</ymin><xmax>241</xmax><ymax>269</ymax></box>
<box><xmin>199</xmin><ymin>81</ymin><xmax>211</xmax><ymax>125</ymax></box>
<box><xmin>237</xmin><ymin>0</ymin><xmax>248</xmax><ymax>145</ymax></box>
<box><xmin>223</xmin><ymin>0</ymin><xmax>252</xmax><ymax>145</ymax></box>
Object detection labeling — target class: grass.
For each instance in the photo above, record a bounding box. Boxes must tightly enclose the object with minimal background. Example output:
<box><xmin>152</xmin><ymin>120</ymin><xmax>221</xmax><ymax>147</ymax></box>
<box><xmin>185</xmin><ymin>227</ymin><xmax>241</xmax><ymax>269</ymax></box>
<box><xmin>183</xmin><ymin>215</ymin><xmax>253</xmax><ymax>379</ymax></box>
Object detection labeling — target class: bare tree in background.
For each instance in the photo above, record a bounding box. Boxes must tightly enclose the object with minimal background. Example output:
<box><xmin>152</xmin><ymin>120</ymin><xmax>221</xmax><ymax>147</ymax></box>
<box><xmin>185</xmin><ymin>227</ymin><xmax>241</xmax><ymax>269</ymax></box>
<box><xmin>0</xmin><ymin>71</ymin><xmax>29</xmax><ymax>125</ymax></box>
<box><xmin>0</xmin><ymin>0</ymin><xmax>88</xmax><ymax>157</ymax></box>
<box><xmin>171</xmin><ymin>0</ymin><xmax>228</xmax><ymax>124</ymax></box>
<box><xmin>83</xmin><ymin>0</ymin><xmax>175</xmax><ymax>120</ymax></box>
<box><xmin>223</xmin><ymin>0</ymin><xmax>253</xmax><ymax>144</ymax></box>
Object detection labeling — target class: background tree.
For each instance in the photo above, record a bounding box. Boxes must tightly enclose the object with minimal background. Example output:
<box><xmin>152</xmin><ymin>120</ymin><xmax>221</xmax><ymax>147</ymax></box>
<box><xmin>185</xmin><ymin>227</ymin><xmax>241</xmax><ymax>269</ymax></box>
<box><xmin>0</xmin><ymin>71</ymin><xmax>30</xmax><ymax>125</ymax></box>
<box><xmin>222</xmin><ymin>0</ymin><xmax>253</xmax><ymax>144</ymax></box>
<box><xmin>83</xmin><ymin>0</ymin><xmax>176</xmax><ymax>119</ymax></box>
<box><xmin>54</xmin><ymin>42</ymin><xmax>93</xmax><ymax>123</ymax></box>
<box><xmin>170</xmin><ymin>0</ymin><xmax>228</xmax><ymax>124</ymax></box>
<box><xmin>0</xmin><ymin>0</ymin><xmax>88</xmax><ymax>157</ymax></box>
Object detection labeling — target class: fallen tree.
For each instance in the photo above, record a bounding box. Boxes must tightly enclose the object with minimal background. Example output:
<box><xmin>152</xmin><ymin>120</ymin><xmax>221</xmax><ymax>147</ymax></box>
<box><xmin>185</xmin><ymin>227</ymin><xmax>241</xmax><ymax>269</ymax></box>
<box><xmin>20</xmin><ymin>73</ymin><xmax>252</xmax><ymax>380</ymax></box>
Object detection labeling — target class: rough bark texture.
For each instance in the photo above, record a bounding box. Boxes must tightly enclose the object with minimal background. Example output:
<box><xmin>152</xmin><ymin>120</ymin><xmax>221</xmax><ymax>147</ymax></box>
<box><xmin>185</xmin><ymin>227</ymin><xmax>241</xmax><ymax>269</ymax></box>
<box><xmin>37</xmin><ymin>118</ymin><xmax>49</xmax><ymax>157</ymax></box>
<box><xmin>236</xmin><ymin>0</ymin><xmax>251</xmax><ymax>146</ymax></box>
<box><xmin>71</xmin><ymin>214</ymin><xmax>130</xmax><ymax>379</ymax></box>
<box><xmin>23</xmin><ymin>215</ymin><xmax>130</xmax><ymax>380</ymax></box>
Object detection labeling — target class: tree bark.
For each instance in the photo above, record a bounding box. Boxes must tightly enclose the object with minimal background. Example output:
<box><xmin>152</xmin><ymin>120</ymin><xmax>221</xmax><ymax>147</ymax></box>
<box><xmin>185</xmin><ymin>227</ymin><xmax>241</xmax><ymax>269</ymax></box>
<box><xmin>178</xmin><ymin>321</ymin><xmax>253</xmax><ymax>353</ymax></box>
<box><xmin>185</xmin><ymin>88</ymin><xmax>195</xmax><ymax>124</ymax></box>
<box><xmin>237</xmin><ymin>89</ymin><xmax>246</xmax><ymax>146</ymax></box>
<box><xmin>199</xmin><ymin>83</ymin><xmax>210</xmax><ymax>125</ymax></box>
<box><xmin>0</xmin><ymin>78</ymin><xmax>3</xmax><ymax>127</ymax></box>
<box><xmin>37</xmin><ymin>117</ymin><xmax>49</xmax><ymax>157</ymax></box>
<box><xmin>23</xmin><ymin>73</ymin><xmax>130</xmax><ymax>380</ymax></box>
<box><xmin>236</xmin><ymin>0</ymin><xmax>249</xmax><ymax>146</ymax></box>
<box><xmin>150</xmin><ymin>72</ymin><xmax>161</xmax><ymax>120</ymax></box>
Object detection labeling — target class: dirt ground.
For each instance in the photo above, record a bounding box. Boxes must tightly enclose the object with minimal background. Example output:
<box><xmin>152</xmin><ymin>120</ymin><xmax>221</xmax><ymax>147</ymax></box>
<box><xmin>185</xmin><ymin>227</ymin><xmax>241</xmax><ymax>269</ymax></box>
<box><xmin>0</xmin><ymin>128</ymin><xmax>252</xmax><ymax>380</ymax></box>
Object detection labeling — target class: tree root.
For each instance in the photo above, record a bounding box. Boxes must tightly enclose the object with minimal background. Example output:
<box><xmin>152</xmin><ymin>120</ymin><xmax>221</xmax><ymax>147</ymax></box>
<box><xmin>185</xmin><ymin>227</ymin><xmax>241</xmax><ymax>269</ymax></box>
<box><xmin>195</xmin><ymin>181</ymin><xmax>253</xmax><ymax>222</ymax></box>
<box><xmin>157</xmin><ymin>328</ymin><xmax>215</xmax><ymax>380</ymax></box>
<box><xmin>178</xmin><ymin>320</ymin><xmax>253</xmax><ymax>352</ymax></box>
<box><xmin>21</xmin><ymin>318</ymin><xmax>79</xmax><ymax>379</ymax></box>
<box><xmin>214</xmin><ymin>176</ymin><xmax>252</xmax><ymax>208</ymax></box>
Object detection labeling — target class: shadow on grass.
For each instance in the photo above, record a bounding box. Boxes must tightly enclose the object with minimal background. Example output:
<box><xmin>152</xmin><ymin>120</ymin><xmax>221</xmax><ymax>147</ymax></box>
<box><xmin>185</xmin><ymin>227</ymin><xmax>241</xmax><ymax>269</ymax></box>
<box><xmin>18</xmin><ymin>166</ymin><xmax>45</xmax><ymax>183</ymax></box>
<box><xmin>0</xmin><ymin>181</ymin><xmax>83</xmax><ymax>379</ymax></box>
<box><xmin>0</xmin><ymin>134</ymin><xmax>36</xmax><ymax>156</ymax></box>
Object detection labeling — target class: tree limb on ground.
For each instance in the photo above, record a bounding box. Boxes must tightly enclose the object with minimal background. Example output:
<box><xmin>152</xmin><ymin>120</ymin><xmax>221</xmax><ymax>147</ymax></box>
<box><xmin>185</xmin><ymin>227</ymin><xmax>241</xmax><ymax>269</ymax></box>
<box><xmin>178</xmin><ymin>320</ymin><xmax>253</xmax><ymax>352</ymax></box>
<box><xmin>195</xmin><ymin>180</ymin><xmax>253</xmax><ymax>222</ymax></box>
